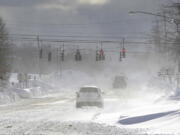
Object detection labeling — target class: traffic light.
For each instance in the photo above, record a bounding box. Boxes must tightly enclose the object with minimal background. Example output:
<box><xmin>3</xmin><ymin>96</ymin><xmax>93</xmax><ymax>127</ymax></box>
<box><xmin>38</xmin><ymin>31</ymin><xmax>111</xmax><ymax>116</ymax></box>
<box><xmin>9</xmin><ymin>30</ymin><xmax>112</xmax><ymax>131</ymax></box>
<box><xmin>119</xmin><ymin>52</ymin><xmax>122</xmax><ymax>61</ymax></box>
<box><xmin>39</xmin><ymin>48</ymin><xmax>43</xmax><ymax>59</ymax></box>
<box><xmin>121</xmin><ymin>47</ymin><xmax>126</xmax><ymax>58</ymax></box>
<box><xmin>75</xmin><ymin>49</ymin><xmax>82</xmax><ymax>61</ymax></box>
<box><xmin>96</xmin><ymin>50</ymin><xmax>99</xmax><ymax>61</ymax></box>
<box><xmin>61</xmin><ymin>49</ymin><xmax>64</xmax><ymax>61</ymax></box>
<box><xmin>48</xmin><ymin>52</ymin><xmax>52</xmax><ymax>62</ymax></box>
<box><xmin>99</xmin><ymin>49</ymin><xmax>105</xmax><ymax>61</ymax></box>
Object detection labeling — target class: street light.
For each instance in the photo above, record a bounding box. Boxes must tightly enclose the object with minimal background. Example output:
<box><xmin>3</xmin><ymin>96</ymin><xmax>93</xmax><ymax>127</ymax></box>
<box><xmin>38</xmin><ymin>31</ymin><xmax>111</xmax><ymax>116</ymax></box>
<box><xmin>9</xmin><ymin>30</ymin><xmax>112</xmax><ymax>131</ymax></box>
<box><xmin>129</xmin><ymin>11</ymin><xmax>180</xmax><ymax>33</ymax></box>
<box><xmin>129</xmin><ymin>11</ymin><xmax>171</xmax><ymax>20</ymax></box>
<box><xmin>129</xmin><ymin>11</ymin><xmax>174</xmax><ymax>22</ymax></box>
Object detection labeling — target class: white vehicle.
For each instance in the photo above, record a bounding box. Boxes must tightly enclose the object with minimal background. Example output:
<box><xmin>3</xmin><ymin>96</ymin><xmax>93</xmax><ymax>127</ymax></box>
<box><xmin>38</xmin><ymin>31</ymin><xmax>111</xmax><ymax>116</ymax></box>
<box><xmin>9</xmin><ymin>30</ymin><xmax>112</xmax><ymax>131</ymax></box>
<box><xmin>76</xmin><ymin>86</ymin><xmax>103</xmax><ymax>108</ymax></box>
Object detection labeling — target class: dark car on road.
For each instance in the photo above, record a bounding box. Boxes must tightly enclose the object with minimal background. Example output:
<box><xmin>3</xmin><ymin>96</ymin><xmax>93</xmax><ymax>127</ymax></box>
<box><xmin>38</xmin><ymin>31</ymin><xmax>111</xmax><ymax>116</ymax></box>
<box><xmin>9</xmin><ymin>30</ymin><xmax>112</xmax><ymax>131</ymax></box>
<box><xmin>113</xmin><ymin>76</ymin><xmax>127</xmax><ymax>89</ymax></box>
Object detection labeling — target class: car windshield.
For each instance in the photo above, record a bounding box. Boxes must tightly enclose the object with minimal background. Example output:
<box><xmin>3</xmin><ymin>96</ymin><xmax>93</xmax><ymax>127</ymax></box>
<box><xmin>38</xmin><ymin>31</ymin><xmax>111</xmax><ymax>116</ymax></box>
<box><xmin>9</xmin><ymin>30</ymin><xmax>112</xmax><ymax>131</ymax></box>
<box><xmin>80</xmin><ymin>87</ymin><xmax>99</xmax><ymax>93</ymax></box>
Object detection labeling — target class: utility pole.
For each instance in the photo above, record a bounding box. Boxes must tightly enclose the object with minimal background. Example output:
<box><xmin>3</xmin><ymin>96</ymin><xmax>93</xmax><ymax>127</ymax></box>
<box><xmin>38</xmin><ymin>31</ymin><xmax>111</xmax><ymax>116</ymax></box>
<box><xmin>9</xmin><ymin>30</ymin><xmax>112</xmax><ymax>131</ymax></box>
<box><xmin>37</xmin><ymin>35</ymin><xmax>41</xmax><ymax>78</ymax></box>
<box><xmin>56</xmin><ymin>47</ymin><xmax>59</xmax><ymax>75</ymax></box>
<box><xmin>37</xmin><ymin>35</ymin><xmax>40</xmax><ymax>48</ymax></box>
<box><xmin>162</xmin><ymin>11</ymin><xmax>170</xmax><ymax>61</ymax></box>
<box><xmin>163</xmin><ymin>11</ymin><xmax>167</xmax><ymax>41</ymax></box>
<box><xmin>60</xmin><ymin>45</ymin><xmax>63</xmax><ymax>77</ymax></box>
<box><xmin>58</xmin><ymin>43</ymin><xmax>64</xmax><ymax>78</ymax></box>
<box><xmin>122</xmin><ymin>38</ymin><xmax>125</xmax><ymax>48</ymax></box>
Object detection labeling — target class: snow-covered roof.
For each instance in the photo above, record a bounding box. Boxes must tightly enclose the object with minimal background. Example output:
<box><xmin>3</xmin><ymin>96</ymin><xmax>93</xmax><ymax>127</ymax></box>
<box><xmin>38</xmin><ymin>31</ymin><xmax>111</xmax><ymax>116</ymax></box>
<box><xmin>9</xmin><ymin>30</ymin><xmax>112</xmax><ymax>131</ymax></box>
<box><xmin>81</xmin><ymin>85</ymin><xmax>99</xmax><ymax>89</ymax></box>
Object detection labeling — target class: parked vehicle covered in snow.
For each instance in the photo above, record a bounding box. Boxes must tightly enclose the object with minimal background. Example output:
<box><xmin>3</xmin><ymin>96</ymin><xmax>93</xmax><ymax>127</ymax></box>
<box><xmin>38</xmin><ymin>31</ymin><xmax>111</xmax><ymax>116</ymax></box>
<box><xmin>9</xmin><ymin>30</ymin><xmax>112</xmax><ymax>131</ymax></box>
<box><xmin>76</xmin><ymin>86</ymin><xmax>103</xmax><ymax>108</ymax></box>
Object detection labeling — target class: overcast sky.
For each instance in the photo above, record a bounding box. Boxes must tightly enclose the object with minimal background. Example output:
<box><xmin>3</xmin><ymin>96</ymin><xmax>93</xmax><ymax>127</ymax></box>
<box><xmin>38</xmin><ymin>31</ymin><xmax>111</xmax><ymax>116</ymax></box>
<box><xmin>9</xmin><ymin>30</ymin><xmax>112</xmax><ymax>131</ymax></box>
<box><xmin>0</xmin><ymin>0</ymin><xmax>176</xmax><ymax>39</ymax></box>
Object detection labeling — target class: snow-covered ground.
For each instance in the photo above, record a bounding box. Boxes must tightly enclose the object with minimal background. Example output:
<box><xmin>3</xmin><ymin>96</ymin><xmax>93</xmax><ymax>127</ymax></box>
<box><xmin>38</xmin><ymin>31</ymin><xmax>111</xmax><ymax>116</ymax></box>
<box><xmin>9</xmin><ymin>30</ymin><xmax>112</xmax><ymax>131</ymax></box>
<box><xmin>0</xmin><ymin>56</ymin><xmax>179</xmax><ymax>134</ymax></box>
<box><xmin>0</xmin><ymin>89</ymin><xmax>179</xmax><ymax>135</ymax></box>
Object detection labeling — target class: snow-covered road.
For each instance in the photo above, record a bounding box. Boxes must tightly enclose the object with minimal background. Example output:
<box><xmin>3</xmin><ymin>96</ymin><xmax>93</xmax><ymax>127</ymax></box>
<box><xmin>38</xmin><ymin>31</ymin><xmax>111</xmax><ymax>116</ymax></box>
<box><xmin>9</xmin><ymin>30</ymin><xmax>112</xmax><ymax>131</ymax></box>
<box><xmin>0</xmin><ymin>92</ymin><xmax>179</xmax><ymax>135</ymax></box>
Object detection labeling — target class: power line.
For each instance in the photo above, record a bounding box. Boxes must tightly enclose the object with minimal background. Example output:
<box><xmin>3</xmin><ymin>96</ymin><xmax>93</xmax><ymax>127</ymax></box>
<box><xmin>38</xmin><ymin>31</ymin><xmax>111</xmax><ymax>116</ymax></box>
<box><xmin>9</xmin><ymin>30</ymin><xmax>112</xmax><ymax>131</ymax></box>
<box><xmin>5</xmin><ymin>18</ymin><xmax>145</xmax><ymax>27</ymax></box>
<box><xmin>1</xmin><ymin>33</ymin><xmax>180</xmax><ymax>51</ymax></box>
<box><xmin>0</xmin><ymin>33</ymin><xmax>152</xmax><ymax>40</ymax></box>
